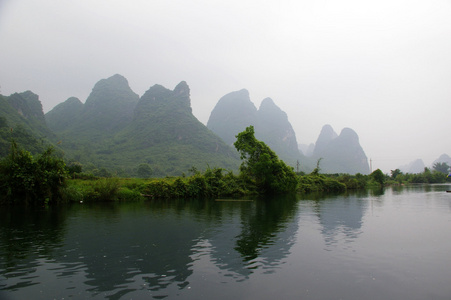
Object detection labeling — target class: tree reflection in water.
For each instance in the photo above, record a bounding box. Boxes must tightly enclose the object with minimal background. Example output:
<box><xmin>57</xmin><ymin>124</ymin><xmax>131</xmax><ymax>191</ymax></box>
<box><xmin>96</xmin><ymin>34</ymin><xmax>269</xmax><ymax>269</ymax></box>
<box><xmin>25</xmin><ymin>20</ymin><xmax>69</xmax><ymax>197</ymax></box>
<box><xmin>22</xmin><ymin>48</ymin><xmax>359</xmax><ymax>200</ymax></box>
<box><xmin>0</xmin><ymin>197</ymin><xmax>301</xmax><ymax>299</ymax></box>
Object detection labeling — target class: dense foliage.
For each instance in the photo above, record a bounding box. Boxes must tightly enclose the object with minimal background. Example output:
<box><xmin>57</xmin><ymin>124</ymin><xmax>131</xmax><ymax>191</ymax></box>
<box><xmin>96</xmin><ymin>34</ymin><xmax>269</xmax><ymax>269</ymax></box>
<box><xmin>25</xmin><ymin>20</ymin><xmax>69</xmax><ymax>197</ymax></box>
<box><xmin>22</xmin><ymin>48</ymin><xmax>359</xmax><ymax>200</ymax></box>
<box><xmin>60</xmin><ymin>167</ymin><xmax>245</xmax><ymax>202</ymax></box>
<box><xmin>234</xmin><ymin>126</ymin><xmax>298</xmax><ymax>194</ymax></box>
<box><xmin>298</xmin><ymin>174</ymin><xmax>346</xmax><ymax>193</ymax></box>
<box><xmin>61</xmin><ymin>177</ymin><xmax>142</xmax><ymax>202</ymax></box>
<box><xmin>370</xmin><ymin>169</ymin><xmax>385</xmax><ymax>187</ymax></box>
<box><xmin>0</xmin><ymin>93</ymin><xmax>54</xmax><ymax>157</ymax></box>
<box><xmin>389</xmin><ymin>167</ymin><xmax>449</xmax><ymax>184</ymax></box>
<box><xmin>0</xmin><ymin>140</ymin><xmax>67</xmax><ymax>204</ymax></box>
<box><xmin>143</xmin><ymin>168</ymin><xmax>246</xmax><ymax>199</ymax></box>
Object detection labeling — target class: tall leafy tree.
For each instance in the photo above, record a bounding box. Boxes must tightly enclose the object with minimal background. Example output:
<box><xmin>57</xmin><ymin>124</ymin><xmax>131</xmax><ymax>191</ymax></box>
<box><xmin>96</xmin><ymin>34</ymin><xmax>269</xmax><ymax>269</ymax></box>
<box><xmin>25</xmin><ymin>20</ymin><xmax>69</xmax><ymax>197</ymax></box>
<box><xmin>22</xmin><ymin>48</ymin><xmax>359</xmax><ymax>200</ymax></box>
<box><xmin>371</xmin><ymin>169</ymin><xmax>385</xmax><ymax>187</ymax></box>
<box><xmin>234</xmin><ymin>126</ymin><xmax>298</xmax><ymax>194</ymax></box>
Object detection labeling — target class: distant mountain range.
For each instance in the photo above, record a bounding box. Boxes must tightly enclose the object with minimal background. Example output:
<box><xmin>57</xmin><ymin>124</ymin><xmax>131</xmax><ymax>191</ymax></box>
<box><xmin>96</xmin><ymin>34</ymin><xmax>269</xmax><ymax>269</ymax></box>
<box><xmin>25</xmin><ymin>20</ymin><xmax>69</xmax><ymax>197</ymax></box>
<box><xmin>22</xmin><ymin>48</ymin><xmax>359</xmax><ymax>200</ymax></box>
<box><xmin>398</xmin><ymin>154</ymin><xmax>451</xmax><ymax>174</ymax></box>
<box><xmin>46</xmin><ymin>74</ymin><xmax>140</xmax><ymax>143</ymax></box>
<box><xmin>433</xmin><ymin>154</ymin><xmax>451</xmax><ymax>166</ymax></box>
<box><xmin>1</xmin><ymin>74</ymin><xmax>387</xmax><ymax>176</ymax></box>
<box><xmin>207</xmin><ymin>89</ymin><xmax>306</xmax><ymax>170</ymax></box>
<box><xmin>309</xmin><ymin>125</ymin><xmax>370</xmax><ymax>174</ymax></box>
<box><xmin>44</xmin><ymin>75</ymin><xmax>239</xmax><ymax>176</ymax></box>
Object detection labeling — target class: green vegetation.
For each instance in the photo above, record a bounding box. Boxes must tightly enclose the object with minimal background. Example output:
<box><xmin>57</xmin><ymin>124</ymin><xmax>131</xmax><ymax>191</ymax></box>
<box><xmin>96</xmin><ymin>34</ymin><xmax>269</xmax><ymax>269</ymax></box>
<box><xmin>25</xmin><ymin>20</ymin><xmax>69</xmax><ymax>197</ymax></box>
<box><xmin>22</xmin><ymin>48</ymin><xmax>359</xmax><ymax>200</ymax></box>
<box><xmin>54</xmin><ymin>127</ymin><xmax>300</xmax><ymax>202</ymax></box>
<box><xmin>58</xmin><ymin>168</ymin><xmax>245</xmax><ymax>202</ymax></box>
<box><xmin>370</xmin><ymin>169</ymin><xmax>385</xmax><ymax>187</ymax></box>
<box><xmin>0</xmin><ymin>93</ymin><xmax>54</xmax><ymax>157</ymax></box>
<box><xmin>234</xmin><ymin>126</ymin><xmax>298</xmax><ymax>194</ymax></box>
<box><xmin>45</xmin><ymin>76</ymin><xmax>240</xmax><ymax>177</ymax></box>
<box><xmin>143</xmin><ymin>168</ymin><xmax>246</xmax><ymax>199</ymax></box>
<box><xmin>62</xmin><ymin>164</ymin><xmax>449</xmax><ymax>203</ymax></box>
<box><xmin>298</xmin><ymin>174</ymin><xmax>346</xmax><ymax>193</ymax></box>
<box><xmin>137</xmin><ymin>163</ymin><xmax>152</xmax><ymax>178</ymax></box>
<box><xmin>2</xmin><ymin>136</ymin><xmax>448</xmax><ymax>204</ymax></box>
<box><xmin>0</xmin><ymin>140</ymin><xmax>67</xmax><ymax>204</ymax></box>
<box><xmin>388</xmin><ymin>167</ymin><xmax>449</xmax><ymax>184</ymax></box>
<box><xmin>62</xmin><ymin>177</ymin><xmax>143</xmax><ymax>202</ymax></box>
<box><xmin>0</xmin><ymin>124</ymin><xmax>48</xmax><ymax>157</ymax></box>
<box><xmin>2</xmin><ymin>77</ymin><xmax>450</xmax><ymax>203</ymax></box>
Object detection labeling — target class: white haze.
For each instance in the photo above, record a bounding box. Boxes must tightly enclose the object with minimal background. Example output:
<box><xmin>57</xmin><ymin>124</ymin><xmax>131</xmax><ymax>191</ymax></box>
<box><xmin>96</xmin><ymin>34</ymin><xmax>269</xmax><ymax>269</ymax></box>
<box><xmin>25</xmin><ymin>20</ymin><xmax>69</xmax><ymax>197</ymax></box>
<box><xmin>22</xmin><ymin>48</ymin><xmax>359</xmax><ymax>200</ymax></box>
<box><xmin>1</xmin><ymin>0</ymin><xmax>450</xmax><ymax>173</ymax></box>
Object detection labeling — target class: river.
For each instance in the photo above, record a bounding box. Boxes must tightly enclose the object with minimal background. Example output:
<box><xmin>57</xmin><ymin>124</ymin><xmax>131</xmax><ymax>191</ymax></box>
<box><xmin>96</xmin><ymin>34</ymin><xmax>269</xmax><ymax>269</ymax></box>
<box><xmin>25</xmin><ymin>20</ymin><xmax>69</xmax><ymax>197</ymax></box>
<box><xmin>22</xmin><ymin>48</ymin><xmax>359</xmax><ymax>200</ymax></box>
<box><xmin>1</xmin><ymin>184</ymin><xmax>450</xmax><ymax>299</ymax></box>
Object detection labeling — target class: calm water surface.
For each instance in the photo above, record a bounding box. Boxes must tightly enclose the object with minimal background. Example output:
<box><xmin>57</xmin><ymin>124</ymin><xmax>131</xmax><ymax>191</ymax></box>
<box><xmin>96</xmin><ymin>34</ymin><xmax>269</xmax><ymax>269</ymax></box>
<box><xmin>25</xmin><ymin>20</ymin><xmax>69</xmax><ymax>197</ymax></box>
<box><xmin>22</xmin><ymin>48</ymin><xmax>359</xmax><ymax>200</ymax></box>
<box><xmin>1</xmin><ymin>184</ymin><xmax>451</xmax><ymax>299</ymax></box>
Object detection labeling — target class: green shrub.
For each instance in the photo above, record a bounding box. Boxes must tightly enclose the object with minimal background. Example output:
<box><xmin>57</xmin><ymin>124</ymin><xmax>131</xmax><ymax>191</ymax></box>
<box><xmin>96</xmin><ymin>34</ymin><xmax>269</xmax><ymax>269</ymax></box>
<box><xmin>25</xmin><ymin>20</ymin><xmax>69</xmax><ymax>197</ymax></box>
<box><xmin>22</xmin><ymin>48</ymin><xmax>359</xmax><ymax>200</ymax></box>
<box><xmin>298</xmin><ymin>174</ymin><xmax>345</xmax><ymax>194</ymax></box>
<box><xmin>144</xmin><ymin>179</ymin><xmax>173</xmax><ymax>198</ymax></box>
<box><xmin>142</xmin><ymin>168</ymin><xmax>247</xmax><ymax>199</ymax></box>
<box><xmin>336</xmin><ymin>173</ymin><xmax>367</xmax><ymax>189</ymax></box>
<box><xmin>90</xmin><ymin>177</ymin><xmax>121</xmax><ymax>201</ymax></box>
<box><xmin>117</xmin><ymin>187</ymin><xmax>143</xmax><ymax>201</ymax></box>
<box><xmin>187</xmin><ymin>174</ymin><xmax>208</xmax><ymax>197</ymax></box>
<box><xmin>60</xmin><ymin>184</ymin><xmax>85</xmax><ymax>203</ymax></box>
<box><xmin>0</xmin><ymin>140</ymin><xmax>67</xmax><ymax>204</ymax></box>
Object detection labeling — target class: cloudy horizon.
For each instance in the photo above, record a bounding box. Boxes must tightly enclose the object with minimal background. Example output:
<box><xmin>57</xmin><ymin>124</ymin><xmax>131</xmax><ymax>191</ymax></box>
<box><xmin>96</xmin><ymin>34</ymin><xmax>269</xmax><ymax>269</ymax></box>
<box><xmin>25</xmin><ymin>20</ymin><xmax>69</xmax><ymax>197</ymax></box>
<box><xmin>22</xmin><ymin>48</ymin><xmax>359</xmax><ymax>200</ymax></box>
<box><xmin>1</xmin><ymin>0</ymin><xmax>450</xmax><ymax>173</ymax></box>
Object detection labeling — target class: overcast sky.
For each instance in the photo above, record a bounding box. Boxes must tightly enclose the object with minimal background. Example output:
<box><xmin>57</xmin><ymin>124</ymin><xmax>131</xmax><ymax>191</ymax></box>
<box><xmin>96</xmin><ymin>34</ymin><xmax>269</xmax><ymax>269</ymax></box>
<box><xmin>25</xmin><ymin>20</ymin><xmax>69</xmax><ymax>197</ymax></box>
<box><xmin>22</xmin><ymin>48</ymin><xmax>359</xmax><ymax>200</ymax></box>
<box><xmin>1</xmin><ymin>0</ymin><xmax>450</xmax><ymax>172</ymax></box>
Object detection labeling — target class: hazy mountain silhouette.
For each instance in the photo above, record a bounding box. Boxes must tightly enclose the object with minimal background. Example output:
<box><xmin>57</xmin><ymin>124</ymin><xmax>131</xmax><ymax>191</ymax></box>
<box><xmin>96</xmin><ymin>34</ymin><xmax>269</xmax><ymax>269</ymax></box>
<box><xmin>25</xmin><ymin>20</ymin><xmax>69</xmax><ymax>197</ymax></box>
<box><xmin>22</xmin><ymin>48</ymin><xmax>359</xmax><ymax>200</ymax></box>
<box><xmin>432</xmin><ymin>154</ymin><xmax>451</xmax><ymax>166</ymax></box>
<box><xmin>255</xmin><ymin>98</ymin><xmax>302</xmax><ymax>166</ymax></box>
<box><xmin>312</xmin><ymin>125</ymin><xmax>369</xmax><ymax>174</ymax></box>
<box><xmin>46</xmin><ymin>74</ymin><xmax>140</xmax><ymax>144</ymax></box>
<box><xmin>399</xmin><ymin>159</ymin><xmax>425</xmax><ymax>174</ymax></box>
<box><xmin>207</xmin><ymin>89</ymin><xmax>308</xmax><ymax>170</ymax></box>
<box><xmin>207</xmin><ymin>89</ymin><xmax>257</xmax><ymax>146</ymax></box>
<box><xmin>0</xmin><ymin>75</ymin><xmax>414</xmax><ymax>177</ymax></box>
<box><xmin>44</xmin><ymin>75</ymin><xmax>240</xmax><ymax>176</ymax></box>
<box><xmin>298</xmin><ymin>143</ymin><xmax>314</xmax><ymax>156</ymax></box>
<box><xmin>312</xmin><ymin>124</ymin><xmax>338</xmax><ymax>156</ymax></box>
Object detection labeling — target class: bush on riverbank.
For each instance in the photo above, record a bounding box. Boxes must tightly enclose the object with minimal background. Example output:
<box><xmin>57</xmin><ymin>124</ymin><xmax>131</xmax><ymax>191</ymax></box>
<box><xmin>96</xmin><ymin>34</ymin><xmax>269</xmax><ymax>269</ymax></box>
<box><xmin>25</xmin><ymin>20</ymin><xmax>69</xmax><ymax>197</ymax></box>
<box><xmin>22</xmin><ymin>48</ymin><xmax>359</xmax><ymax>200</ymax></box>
<box><xmin>396</xmin><ymin>168</ymin><xmax>448</xmax><ymax>184</ymax></box>
<box><xmin>0</xmin><ymin>140</ymin><xmax>67</xmax><ymax>204</ymax></box>
<box><xmin>143</xmin><ymin>168</ymin><xmax>246</xmax><ymax>199</ymax></box>
<box><xmin>61</xmin><ymin>178</ymin><xmax>144</xmax><ymax>202</ymax></box>
<box><xmin>335</xmin><ymin>173</ymin><xmax>368</xmax><ymax>189</ymax></box>
<box><xmin>60</xmin><ymin>168</ymin><xmax>246</xmax><ymax>202</ymax></box>
<box><xmin>298</xmin><ymin>174</ymin><xmax>346</xmax><ymax>193</ymax></box>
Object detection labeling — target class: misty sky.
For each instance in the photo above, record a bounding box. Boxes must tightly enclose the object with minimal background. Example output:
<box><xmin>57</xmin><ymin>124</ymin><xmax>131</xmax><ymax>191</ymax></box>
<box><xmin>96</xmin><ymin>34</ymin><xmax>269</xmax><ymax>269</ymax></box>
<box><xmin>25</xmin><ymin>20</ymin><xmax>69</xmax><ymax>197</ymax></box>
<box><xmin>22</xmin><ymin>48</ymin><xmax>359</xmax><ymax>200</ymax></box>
<box><xmin>1</xmin><ymin>0</ymin><xmax>450</xmax><ymax>172</ymax></box>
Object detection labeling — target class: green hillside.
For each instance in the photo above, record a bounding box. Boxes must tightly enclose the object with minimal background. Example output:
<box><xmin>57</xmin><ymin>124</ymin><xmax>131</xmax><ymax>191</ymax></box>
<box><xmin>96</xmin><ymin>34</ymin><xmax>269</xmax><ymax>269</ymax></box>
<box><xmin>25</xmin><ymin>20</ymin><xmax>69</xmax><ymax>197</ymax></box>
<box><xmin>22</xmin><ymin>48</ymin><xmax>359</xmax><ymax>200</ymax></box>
<box><xmin>113</xmin><ymin>81</ymin><xmax>240</xmax><ymax>176</ymax></box>
<box><xmin>45</xmin><ymin>75</ymin><xmax>240</xmax><ymax>176</ymax></box>
<box><xmin>47</xmin><ymin>74</ymin><xmax>139</xmax><ymax>144</ymax></box>
<box><xmin>0</xmin><ymin>92</ymin><xmax>54</xmax><ymax>157</ymax></box>
<box><xmin>45</xmin><ymin>97</ymin><xmax>83</xmax><ymax>133</ymax></box>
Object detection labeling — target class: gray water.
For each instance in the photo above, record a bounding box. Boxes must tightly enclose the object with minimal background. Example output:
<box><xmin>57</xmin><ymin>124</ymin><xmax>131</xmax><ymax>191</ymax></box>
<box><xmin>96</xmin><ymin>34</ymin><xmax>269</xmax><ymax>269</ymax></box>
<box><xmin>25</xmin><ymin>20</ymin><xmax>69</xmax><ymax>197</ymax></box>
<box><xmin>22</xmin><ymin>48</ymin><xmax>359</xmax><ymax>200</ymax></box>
<box><xmin>1</xmin><ymin>184</ymin><xmax>451</xmax><ymax>300</ymax></box>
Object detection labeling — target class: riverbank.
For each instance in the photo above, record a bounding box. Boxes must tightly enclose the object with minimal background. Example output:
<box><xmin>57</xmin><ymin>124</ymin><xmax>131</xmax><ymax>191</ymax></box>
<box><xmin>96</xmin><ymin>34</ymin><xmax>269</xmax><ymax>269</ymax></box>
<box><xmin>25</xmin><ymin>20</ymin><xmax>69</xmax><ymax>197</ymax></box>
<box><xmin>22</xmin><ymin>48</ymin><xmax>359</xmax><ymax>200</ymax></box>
<box><xmin>60</xmin><ymin>169</ymin><xmax>448</xmax><ymax>203</ymax></box>
<box><xmin>62</xmin><ymin>168</ymin><xmax>248</xmax><ymax>203</ymax></box>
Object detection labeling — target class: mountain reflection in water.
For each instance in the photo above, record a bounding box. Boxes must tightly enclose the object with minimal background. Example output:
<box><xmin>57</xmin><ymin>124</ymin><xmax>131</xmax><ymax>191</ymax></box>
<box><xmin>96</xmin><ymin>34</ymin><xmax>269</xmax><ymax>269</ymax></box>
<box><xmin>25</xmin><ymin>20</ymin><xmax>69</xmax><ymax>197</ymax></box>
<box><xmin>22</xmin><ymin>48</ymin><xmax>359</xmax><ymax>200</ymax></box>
<box><xmin>1</xmin><ymin>185</ymin><xmax>451</xmax><ymax>300</ymax></box>
<box><xmin>0</xmin><ymin>196</ymin><xmax>299</xmax><ymax>299</ymax></box>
